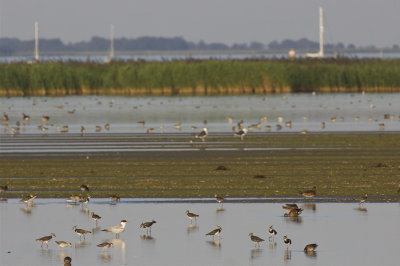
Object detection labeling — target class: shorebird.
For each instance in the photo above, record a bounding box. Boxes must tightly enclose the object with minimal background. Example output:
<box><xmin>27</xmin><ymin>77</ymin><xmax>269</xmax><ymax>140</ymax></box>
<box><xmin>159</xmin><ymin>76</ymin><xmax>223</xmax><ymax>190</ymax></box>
<box><xmin>36</xmin><ymin>233</ymin><xmax>56</xmax><ymax>248</ymax></box>
<box><xmin>304</xmin><ymin>243</ymin><xmax>318</xmax><ymax>252</ymax></box>
<box><xmin>234</xmin><ymin>128</ymin><xmax>248</xmax><ymax>140</ymax></box>
<box><xmin>91</xmin><ymin>212</ymin><xmax>101</xmax><ymax>225</ymax></box>
<box><xmin>268</xmin><ymin>226</ymin><xmax>277</xmax><ymax>240</ymax></box>
<box><xmin>95</xmin><ymin>125</ymin><xmax>102</xmax><ymax>132</ymax></box>
<box><xmin>81</xmin><ymin>126</ymin><xmax>86</xmax><ymax>136</ymax></box>
<box><xmin>140</xmin><ymin>220</ymin><xmax>157</xmax><ymax>234</ymax></box>
<box><xmin>284</xmin><ymin>208</ymin><xmax>304</xmax><ymax>217</ymax></box>
<box><xmin>186</xmin><ymin>210</ymin><xmax>199</xmax><ymax>224</ymax></box>
<box><xmin>55</xmin><ymin>241</ymin><xmax>72</xmax><ymax>249</ymax></box>
<box><xmin>138</xmin><ymin>120</ymin><xmax>145</xmax><ymax>126</ymax></box>
<box><xmin>42</xmin><ymin>115</ymin><xmax>50</xmax><ymax>123</ymax></box>
<box><xmin>285</xmin><ymin>121</ymin><xmax>292</xmax><ymax>128</ymax></box>
<box><xmin>146</xmin><ymin>128</ymin><xmax>154</xmax><ymax>134</ymax></box>
<box><xmin>282</xmin><ymin>203</ymin><xmax>299</xmax><ymax>212</ymax></box>
<box><xmin>2</xmin><ymin>112</ymin><xmax>9</xmax><ymax>123</ymax></box>
<box><xmin>80</xmin><ymin>195</ymin><xmax>90</xmax><ymax>205</ymax></box>
<box><xmin>301</xmin><ymin>186</ymin><xmax>317</xmax><ymax>198</ymax></box>
<box><xmin>110</xmin><ymin>195</ymin><xmax>120</xmax><ymax>203</ymax></box>
<box><xmin>359</xmin><ymin>193</ymin><xmax>368</xmax><ymax>205</ymax></box>
<box><xmin>0</xmin><ymin>185</ymin><xmax>8</xmax><ymax>193</ymax></box>
<box><xmin>249</xmin><ymin>233</ymin><xmax>265</xmax><ymax>247</ymax></box>
<box><xmin>105</xmin><ymin>123</ymin><xmax>110</xmax><ymax>130</ymax></box>
<box><xmin>283</xmin><ymin>235</ymin><xmax>292</xmax><ymax>249</ymax></box>
<box><xmin>20</xmin><ymin>194</ymin><xmax>36</xmax><ymax>204</ymax></box>
<box><xmin>195</xmin><ymin>128</ymin><xmax>208</xmax><ymax>142</ymax></box>
<box><xmin>206</xmin><ymin>226</ymin><xmax>222</xmax><ymax>240</ymax></box>
<box><xmin>22</xmin><ymin>113</ymin><xmax>30</xmax><ymax>121</ymax></box>
<box><xmin>214</xmin><ymin>194</ymin><xmax>225</xmax><ymax>205</ymax></box>
<box><xmin>102</xmin><ymin>220</ymin><xmax>129</xmax><ymax>238</ymax></box>
<box><xmin>80</xmin><ymin>184</ymin><xmax>89</xmax><ymax>192</ymax></box>
<box><xmin>97</xmin><ymin>242</ymin><xmax>113</xmax><ymax>250</ymax></box>
<box><xmin>73</xmin><ymin>226</ymin><xmax>91</xmax><ymax>240</ymax></box>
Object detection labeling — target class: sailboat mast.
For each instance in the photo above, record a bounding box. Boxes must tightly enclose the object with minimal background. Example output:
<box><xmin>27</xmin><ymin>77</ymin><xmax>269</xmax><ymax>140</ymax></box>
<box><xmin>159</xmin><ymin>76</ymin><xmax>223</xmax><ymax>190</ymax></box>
<box><xmin>34</xmin><ymin>21</ymin><xmax>39</xmax><ymax>61</ymax></box>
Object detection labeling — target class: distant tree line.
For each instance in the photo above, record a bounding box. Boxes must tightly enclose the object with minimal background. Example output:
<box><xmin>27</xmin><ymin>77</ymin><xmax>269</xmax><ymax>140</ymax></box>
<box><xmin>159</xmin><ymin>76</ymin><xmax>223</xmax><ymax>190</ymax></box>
<box><xmin>0</xmin><ymin>36</ymin><xmax>398</xmax><ymax>56</ymax></box>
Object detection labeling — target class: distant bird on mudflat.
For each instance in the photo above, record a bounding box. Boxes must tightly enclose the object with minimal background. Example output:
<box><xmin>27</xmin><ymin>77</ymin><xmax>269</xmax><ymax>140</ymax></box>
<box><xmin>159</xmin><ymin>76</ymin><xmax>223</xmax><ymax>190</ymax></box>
<box><xmin>20</xmin><ymin>194</ymin><xmax>36</xmax><ymax>204</ymax></box>
<box><xmin>55</xmin><ymin>241</ymin><xmax>72</xmax><ymax>249</ymax></box>
<box><xmin>359</xmin><ymin>193</ymin><xmax>368</xmax><ymax>205</ymax></box>
<box><xmin>284</xmin><ymin>208</ymin><xmax>304</xmax><ymax>217</ymax></box>
<box><xmin>249</xmin><ymin>233</ymin><xmax>265</xmax><ymax>247</ymax></box>
<box><xmin>80</xmin><ymin>184</ymin><xmax>89</xmax><ymax>192</ymax></box>
<box><xmin>110</xmin><ymin>195</ymin><xmax>120</xmax><ymax>203</ymax></box>
<box><xmin>214</xmin><ymin>194</ymin><xmax>225</xmax><ymax>205</ymax></box>
<box><xmin>206</xmin><ymin>226</ymin><xmax>222</xmax><ymax>239</ymax></box>
<box><xmin>91</xmin><ymin>212</ymin><xmax>101</xmax><ymax>225</ymax></box>
<box><xmin>268</xmin><ymin>226</ymin><xmax>277</xmax><ymax>240</ymax></box>
<box><xmin>301</xmin><ymin>186</ymin><xmax>317</xmax><ymax>198</ymax></box>
<box><xmin>195</xmin><ymin>128</ymin><xmax>208</xmax><ymax>142</ymax></box>
<box><xmin>186</xmin><ymin>210</ymin><xmax>199</xmax><ymax>223</ymax></box>
<box><xmin>140</xmin><ymin>220</ymin><xmax>157</xmax><ymax>234</ymax></box>
<box><xmin>0</xmin><ymin>185</ymin><xmax>8</xmax><ymax>193</ymax></box>
<box><xmin>36</xmin><ymin>233</ymin><xmax>56</xmax><ymax>248</ymax></box>
<box><xmin>282</xmin><ymin>204</ymin><xmax>299</xmax><ymax>212</ymax></box>
<box><xmin>283</xmin><ymin>235</ymin><xmax>292</xmax><ymax>249</ymax></box>
<box><xmin>97</xmin><ymin>242</ymin><xmax>113</xmax><ymax>250</ymax></box>
<box><xmin>42</xmin><ymin>115</ymin><xmax>50</xmax><ymax>123</ymax></box>
<box><xmin>81</xmin><ymin>126</ymin><xmax>86</xmax><ymax>136</ymax></box>
<box><xmin>105</xmin><ymin>123</ymin><xmax>110</xmax><ymax>130</ymax></box>
<box><xmin>304</xmin><ymin>243</ymin><xmax>318</xmax><ymax>252</ymax></box>
<box><xmin>2</xmin><ymin>112</ymin><xmax>9</xmax><ymax>123</ymax></box>
<box><xmin>234</xmin><ymin>128</ymin><xmax>248</xmax><ymax>140</ymax></box>
<box><xmin>102</xmin><ymin>220</ymin><xmax>129</xmax><ymax>238</ymax></box>
<box><xmin>73</xmin><ymin>226</ymin><xmax>91</xmax><ymax>240</ymax></box>
<box><xmin>95</xmin><ymin>125</ymin><xmax>102</xmax><ymax>132</ymax></box>
<box><xmin>22</xmin><ymin>113</ymin><xmax>30</xmax><ymax>121</ymax></box>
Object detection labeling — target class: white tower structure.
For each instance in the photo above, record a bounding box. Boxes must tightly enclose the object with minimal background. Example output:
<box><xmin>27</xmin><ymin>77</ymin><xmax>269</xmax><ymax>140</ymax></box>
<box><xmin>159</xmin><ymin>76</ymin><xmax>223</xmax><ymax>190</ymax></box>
<box><xmin>307</xmin><ymin>7</ymin><xmax>324</xmax><ymax>58</ymax></box>
<box><xmin>34</xmin><ymin>21</ymin><xmax>39</xmax><ymax>61</ymax></box>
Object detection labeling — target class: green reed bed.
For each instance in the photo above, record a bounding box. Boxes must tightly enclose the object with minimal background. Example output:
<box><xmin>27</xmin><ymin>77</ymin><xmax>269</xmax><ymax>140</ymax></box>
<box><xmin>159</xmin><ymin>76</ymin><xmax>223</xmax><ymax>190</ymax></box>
<box><xmin>1</xmin><ymin>58</ymin><xmax>400</xmax><ymax>96</ymax></box>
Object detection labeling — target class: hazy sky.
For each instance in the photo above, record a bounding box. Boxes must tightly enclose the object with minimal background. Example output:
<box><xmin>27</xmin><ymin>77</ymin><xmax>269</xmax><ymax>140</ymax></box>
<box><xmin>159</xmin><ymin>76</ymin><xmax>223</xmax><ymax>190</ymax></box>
<box><xmin>1</xmin><ymin>0</ymin><xmax>399</xmax><ymax>47</ymax></box>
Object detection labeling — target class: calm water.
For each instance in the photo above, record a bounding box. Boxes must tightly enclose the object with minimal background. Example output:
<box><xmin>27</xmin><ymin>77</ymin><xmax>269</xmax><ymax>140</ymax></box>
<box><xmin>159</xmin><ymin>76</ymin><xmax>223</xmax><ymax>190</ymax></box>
<box><xmin>1</xmin><ymin>93</ymin><xmax>400</xmax><ymax>136</ymax></box>
<box><xmin>0</xmin><ymin>199</ymin><xmax>399</xmax><ymax>266</ymax></box>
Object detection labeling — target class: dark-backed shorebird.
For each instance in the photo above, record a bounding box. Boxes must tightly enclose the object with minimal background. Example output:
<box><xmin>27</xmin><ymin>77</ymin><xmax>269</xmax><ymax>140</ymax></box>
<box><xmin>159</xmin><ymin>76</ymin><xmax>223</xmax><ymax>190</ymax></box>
<box><xmin>73</xmin><ymin>226</ymin><xmax>91</xmax><ymax>240</ymax></box>
<box><xmin>304</xmin><ymin>243</ymin><xmax>318</xmax><ymax>252</ymax></box>
<box><xmin>359</xmin><ymin>193</ymin><xmax>368</xmax><ymax>205</ymax></box>
<box><xmin>195</xmin><ymin>128</ymin><xmax>208</xmax><ymax>142</ymax></box>
<box><xmin>249</xmin><ymin>233</ymin><xmax>265</xmax><ymax>247</ymax></box>
<box><xmin>102</xmin><ymin>220</ymin><xmax>129</xmax><ymax>238</ymax></box>
<box><xmin>234</xmin><ymin>128</ymin><xmax>248</xmax><ymax>140</ymax></box>
<box><xmin>284</xmin><ymin>208</ymin><xmax>304</xmax><ymax>217</ymax></box>
<box><xmin>215</xmin><ymin>194</ymin><xmax>225</xmax><ymax>205</ymax></box>
<box><xmin>20</xmin><ymin>194</ymin><xmax>36</xmax><ymax>205</ymax></box>
<box><xmin>22</xmin><ymin>113</ymin><xmax>30</xmax><ymax>121</ymax></box>
<box><xmin>301</xmin><ymin>186</ymin><xmax>317</xmax><ymax>198</ymax></box>
<box><xmin>268</xmin><ymin>226</ymin><xmax>277</xmax><ymax>240</ymax></box>
<box><xmin>97</xmin><ymin>242</ymin><xmax>113</xmax><ymax>250</ymax></box>
<box><xmin>80</xmin><ymin>184</ymin><xmax>89</xmax><ymax>192</ymax></box>
<box><xmin>81</xmin><ymin>126</ymin><xmax>86</xmax><ymax>136</ymax></box>
<box><xmin>110</xmin><ymin>195</ymin><xmax>120</xmax><ymax>203</ymax></box>
<box><xmin>283</xmin><ymin>235</ymin><xmax>292</xmax><ymax>249</ymax></box>
<box><xmin>91</xmin><ymin>212</ymin><xmax>101</xmax><ymax>225</ymax></box>
<box><xmin>206</xmin><ymin>226</ymin><xmax>222</xmax><ymax>240</ymax></box>
<box><xmin>0</xmin><ymin>185</ymin><xmax>8</xmax><ymax>193</ymax></box>
<box><xmin>186</xmin><ymin>210</ymin><xmax>199</xmax><ymax>224</ymax></box>
<box><xmin>36</xmin><ymin>233</ymin><xmax>56</xmax><ymax>248</ymax></box>
<box><xmin>55</xmin><ymin>241</ymin><xmax>72</xmax><ymax>249</ymax></box>
<box><xmin>140</xmin><ymin>220</ymin><xmax>157</xmax><ymax>234</ymax></box>
<box><xmin>42</xmin><ymin>115</ymin><xmax>50</xmax><ymax>123</ymax></box>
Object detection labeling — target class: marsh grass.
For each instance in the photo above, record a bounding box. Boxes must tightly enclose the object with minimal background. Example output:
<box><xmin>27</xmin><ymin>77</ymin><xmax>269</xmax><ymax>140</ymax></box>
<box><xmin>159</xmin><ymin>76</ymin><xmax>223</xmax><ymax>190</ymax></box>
<box><xmin>1</xmin><ymin>58</ymin><xmax>400</xmax><ymax>96</ymax></box>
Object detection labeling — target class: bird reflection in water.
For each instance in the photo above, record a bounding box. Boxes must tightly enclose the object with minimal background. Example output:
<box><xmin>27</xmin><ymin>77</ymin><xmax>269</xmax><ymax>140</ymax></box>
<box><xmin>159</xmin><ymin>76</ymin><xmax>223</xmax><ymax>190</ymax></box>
<box><xmin>284</xmin><ymin>250</ymin><xmax>292</xmax><ymax>261</ymax></box>
<box><xmin>206</xmin><ymin>240</ymin><xmax>221</xmax><ymax>248</ymax></box>
<box><xmin>284</xmin><ymin>216</ymin><xmax>303</xmax><ymax>224</ymax></box>
<box><xmin>355</xmin><ymin>206</ymin><xmax>368</xmax><ymax>212</ymax></box>
<box><xmin>108</xmin><ymin>238</ymin><xmax>126</xmax><ymax>249</ymax></box>
<box><xmin>140</xmin><ymin>234</ymin><xmax>155</xmax><ymax>241</ymax></box>
<box><xmin>74</xmin><ymin>241</ymin><xmax>90</xmax><ymax>248</ymax></box>
<box><xmin>99</xmin><ymin>253</ymin><xmax>112</xmax><ymax>262</ymax></box>
<box><xmin>187</xmin><ymin>224</ymin><xmax>199</xmax><ymax>234</ymax></box>
<box><xmin>304</xmin><ymin>250</ymin><xmax>317</xmax><ymax>258</ymax></box>
<box><xmin>216</xmin><ymin>206</ymin><xmax>225</xmax><ymax>213</ymax></box>
<box><xmin>92</xmin><ymin>225</ymin><xmax>101</xmax><ymax>235</ymax></box>
<box><xmin>21</xmin><ymin>204</ymin><xmax>35</xmax><ymax>215</ymax></box>
<box><xmin>302</xmin><ymin>203</ymin><xmax>316</xmax><ymax>212</ymax></box>
<box><xmin>250</xmin><ymin>248</ymin><xmax>263</xmax><ymax>260</ymax></box>
<box><xmin>269</xmin><ymin>241</ymin><xmax>277</xmax><ymax>249</ymax></box>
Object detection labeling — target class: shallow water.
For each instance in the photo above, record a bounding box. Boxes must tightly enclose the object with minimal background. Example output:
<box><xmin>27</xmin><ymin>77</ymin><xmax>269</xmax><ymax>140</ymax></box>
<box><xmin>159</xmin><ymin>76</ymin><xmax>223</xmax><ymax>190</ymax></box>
<box><xmin>1</xmin><ymin>93</ymin><xmax>400</xmax><ymax>136</ymax></box>
<box><xmin>0</xmin><ymin>199</ymin><xmax>399</xmax><ymax>266</ymax></box>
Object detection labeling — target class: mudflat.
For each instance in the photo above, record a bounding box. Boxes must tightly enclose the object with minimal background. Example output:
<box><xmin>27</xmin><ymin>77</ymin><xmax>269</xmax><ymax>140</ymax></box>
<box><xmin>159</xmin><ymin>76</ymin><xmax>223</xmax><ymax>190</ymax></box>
<box><xmin>1</xmin><ymin>132</ymin><xmax>399</xmax><ymax>201</ymax></box>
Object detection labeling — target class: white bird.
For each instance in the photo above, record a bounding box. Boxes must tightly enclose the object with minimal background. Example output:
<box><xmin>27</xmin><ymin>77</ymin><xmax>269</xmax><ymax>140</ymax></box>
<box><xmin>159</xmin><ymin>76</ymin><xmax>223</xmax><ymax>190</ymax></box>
<box><xmin>234</xmin><ymin>128</ymin><xmax>248</xmax><ymax>140</ymax></box>
<box><xmin>195</xmin><ymin>128</ymin><xmax>208</xmax><ymax>142</ymax></box>
<box><xmin>101</xmin><ymin>220</ymin><xmax>129</xmax><ymax>238</ymax></box>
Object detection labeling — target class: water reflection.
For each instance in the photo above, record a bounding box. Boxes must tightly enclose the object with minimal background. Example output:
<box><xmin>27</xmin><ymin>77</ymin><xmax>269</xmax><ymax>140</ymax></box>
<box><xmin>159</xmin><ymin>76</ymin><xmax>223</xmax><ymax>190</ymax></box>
<box><xmin>304</xmin><ymin>250</ymin><xmax>317</xmax><ymax>258</ymax></box>
<box><xmin>186</xmin><ymin>224</ymin><xmax>199</xmax><ymax>234</ymax></box>
<box><xmin>140</xmin><ymin>234</ymin><xmax>155</xmax><ymax>241</ymax></box>
<box><xmin>268</xmin><ymin>241</ymin><xmax>277</xmax><ymax>249</ymax></box>
<box><xmin>250</xmin><ymin>248</ymin><xmax>263</xmax><ymax>260</ymax></box>
<box><xmin>108</xmin><ymin>238</ymin><xmax>126</xmax><ymax>249</ymax></box>
<box><xmin>283</xmin><ymin>216</ymin><xmax>303</xmax><ymax>224</ymax></box>
<box><xmin>206</xmin><ymin>240</ymin><xmax>221</xmax><ymax>248</ymax></box>
<box><xmin>74</xmin><ymin>241</ymin><xmax>90</xmax><ymax>249</ymax></box>
<box><xmin>92</xmin><ymin>225</ymin><xmax>101</xmax><ymax>235</ymax></box>
<box><xmin>99</xmin><ymin>252</ymin><xmax>112</xmax><ymax>262</ymax></box>
<box><xmin>20</xmin><ymin>204</ymin><xmax>36</xmax><ymax>215</ymax></box>
<box><xmin>216</xmin><ymin>206</ymin><xmax>225</xmax><ymax>213</ymax></box>
<box><xmin>354</xmin><ymin>206</ymin><xmax>368</xmax><ymax>212</ymax></box>
<box><xmin>302</xmin><ymin>203</ymin><xmax>316</xmax><ymax>212</ymax></box>
<box><xmin>284</xmin><ymin>250</ymin><xmax>292</xmax><ymax>261</ymax></box>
